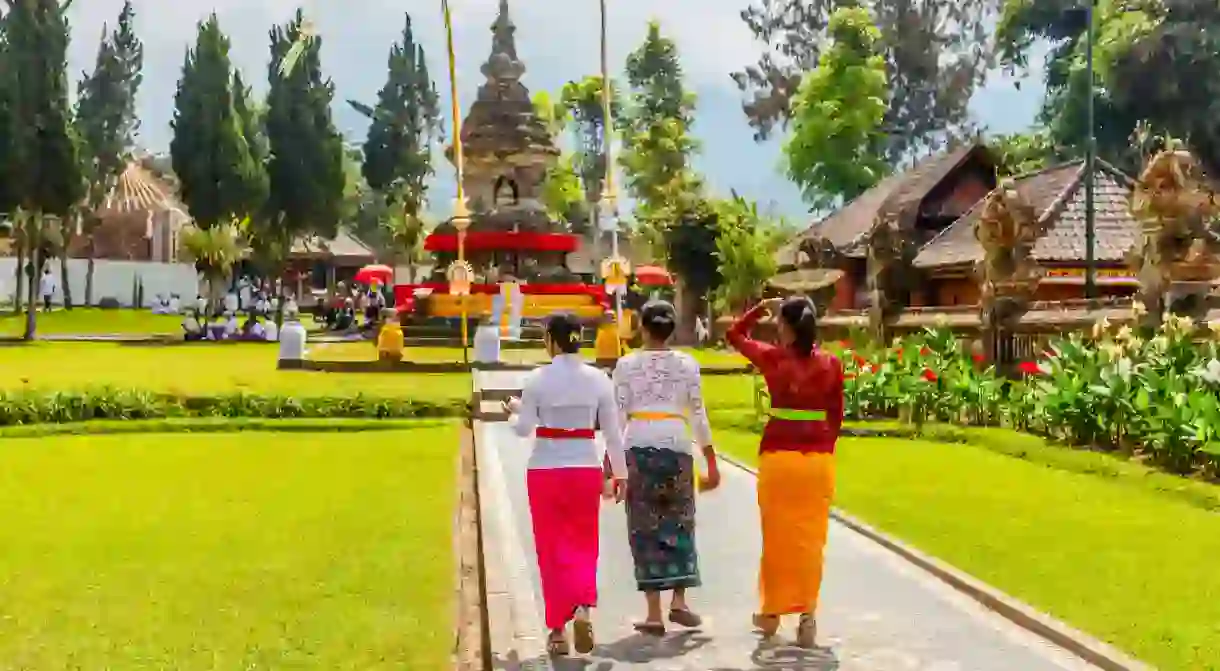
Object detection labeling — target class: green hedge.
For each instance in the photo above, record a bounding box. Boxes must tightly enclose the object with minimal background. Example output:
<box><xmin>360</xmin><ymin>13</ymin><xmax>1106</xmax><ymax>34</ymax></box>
<box><xmin>0</xmin><ymin>388</ymin><xmax>467</xmax><ymax>426</ymax></box>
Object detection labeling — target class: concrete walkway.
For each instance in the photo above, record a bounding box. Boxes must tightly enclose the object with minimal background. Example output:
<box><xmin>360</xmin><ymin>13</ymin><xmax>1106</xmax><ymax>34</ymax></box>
<box><xmin>475</xmin><ymin>370</ymin><xmax>1100</xmax><ymax>671</ymax></box>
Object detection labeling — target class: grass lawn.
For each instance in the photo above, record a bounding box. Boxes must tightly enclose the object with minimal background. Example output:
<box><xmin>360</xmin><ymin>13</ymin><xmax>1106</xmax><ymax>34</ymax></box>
<box><xmin>0</xmin><ymin>307</ymin><xmax>184</xmax><ymax>337</ymax></box>
<box><xmin>714</xmin><ymin>422</ymin><xmax>1220</xmax><ymax>669</ymax></box>
<box><xmin>0</xmin><ymin>425</ymin><xmax>459</xmax><ymax>669</ymax></box>
<box><xmin>0</xmin><ymin>342</ymin><xmax>470</xmax><ymax>399</ymax></box>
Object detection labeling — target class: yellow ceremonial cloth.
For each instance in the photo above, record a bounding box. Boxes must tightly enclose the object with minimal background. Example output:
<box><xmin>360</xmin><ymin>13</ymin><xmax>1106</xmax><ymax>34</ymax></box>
<box><xmin>757</xmin><ymin>450</ymin><xmax>835</xmax><ymax>616</ymax></box>
<box><xmin>377</xmin><ymin>323</ymin><xmax>404</xmax><ymax>356</ymax></box>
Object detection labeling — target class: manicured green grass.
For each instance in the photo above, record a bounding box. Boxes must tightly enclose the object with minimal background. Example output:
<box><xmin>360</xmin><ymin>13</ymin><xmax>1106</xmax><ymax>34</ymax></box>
<box><xmin>714</xmin><ymin>422</ymin><xmax>1220</xmax><ymax>669</ymax></box>
<box><xmin>0</xmin><ymin>307</ymin><xmax>185</xmax><ymax>336</ymax></box>
<box><xmin>311</xmin><ymin>340</ymin><xmax>750</xmax><ymax>367</ymax></box>
<box><xmin>0</xmin><ymin>426</ymin><xmax>458</xmax><ymax>669</ymax></box>
<box><xmin>0</xmin><ymin>342</ymin><xmax>470</xmax><ymax>399</ymax></box>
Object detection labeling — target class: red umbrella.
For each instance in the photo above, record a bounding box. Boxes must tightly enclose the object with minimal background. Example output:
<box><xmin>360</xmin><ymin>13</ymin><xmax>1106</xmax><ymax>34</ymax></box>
<box><xmin>634</xmin><ymin>265</ymin><xmax>672</xmax><ymax>286</ymax></box>
<box><xmin>354</xmin><ymin>264</ymin><xmax>394</xmax><ymax>285</ymax></box>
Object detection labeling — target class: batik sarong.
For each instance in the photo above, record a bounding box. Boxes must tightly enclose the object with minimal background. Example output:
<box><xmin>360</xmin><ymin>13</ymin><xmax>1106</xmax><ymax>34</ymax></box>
<box><xmin>526</xmin><ymin>467</ymin><xmax>604</xmax><ymax>630</ymax></box>
<box><xmin>757</xmin><ymin>450</ymin><xmax>835</xmax><ymax>615</ymax></box>
<box><xmin>625</xmin><ymin>445</ymin><xmax>700</xmax><ymax>592</ymax></box>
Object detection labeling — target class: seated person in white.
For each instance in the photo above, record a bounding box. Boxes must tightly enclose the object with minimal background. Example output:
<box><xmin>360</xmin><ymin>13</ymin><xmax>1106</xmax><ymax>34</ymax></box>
<box><xmin>168</xmin><ymin>294</ymin><xmax>181</xmax><ymax>314</ymax></box>
<box><xmin>263</xmin><ymin>317</ymin><xmax>279</xmax><ymax>341</ymax></box>
<box><xmin>223</xmin><ymin>312</ymin><xmax>239</xmax><ymax>338</ymax></box>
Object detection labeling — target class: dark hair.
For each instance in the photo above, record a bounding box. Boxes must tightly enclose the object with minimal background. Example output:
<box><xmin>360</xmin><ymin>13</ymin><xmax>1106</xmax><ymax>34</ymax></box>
<box><xmin>544</xmin><ymin>312</ymin><xmax>583</xmax><ymax>354</ymax></box>
<box><xmin>779</xmin><ymin>296</ymin><xmax>817</xmax><ymax>357</ymax></box>
<box><xmin>639</xmin><ymin>300</ymin><xmax>677</xmax><ymax>341</ymax></box>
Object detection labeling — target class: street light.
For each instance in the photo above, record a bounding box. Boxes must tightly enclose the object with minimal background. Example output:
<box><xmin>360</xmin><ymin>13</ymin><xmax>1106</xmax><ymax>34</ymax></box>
<box><xmin>1066</xmin><ymin>1</ymin><xmax>1098</xmax><ymax>301</ymax></box>
<box><xmin>442</xmin><ymin>0</ymin><xmax>471</xmax><ymax>365</ymax></box>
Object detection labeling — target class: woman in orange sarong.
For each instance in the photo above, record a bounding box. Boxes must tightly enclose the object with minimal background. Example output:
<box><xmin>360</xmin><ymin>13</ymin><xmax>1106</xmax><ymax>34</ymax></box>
<box><xmin>725</xmin><ymin>296</ymin><xmax>843</xmax><ymax>648</ymax></box>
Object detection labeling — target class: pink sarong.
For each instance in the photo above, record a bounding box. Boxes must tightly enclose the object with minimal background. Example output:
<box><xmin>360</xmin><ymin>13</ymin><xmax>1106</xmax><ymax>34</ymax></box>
<box><xmin>526</xmin><ymin>467</ymin><xmax>604</xmax><ymax>630</ymax></box>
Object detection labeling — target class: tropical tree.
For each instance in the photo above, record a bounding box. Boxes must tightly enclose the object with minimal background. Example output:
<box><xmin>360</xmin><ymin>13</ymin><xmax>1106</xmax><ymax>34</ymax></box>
<box><xmin>783</xmin><ymin>6</ymin><xmax>890</xmax><ymax>210</ymax></box>
<box><xmin>380</xmin><ymin>194</ymin><xmax>430</xmax><ymax>284</ymax></box>
<box><xmin>178</xmin><ymin>223</ymin><xmax>244</xmax><ymax>312</ymax></box>
<box><xmin>713</xmin><ymin>195</ymin><xmax>791</xmax><ymax>312</ymax></box>
<box><xmin>4</xmin><ymin>0</ymin><xmax>85</xmax><ymax>339</ymax></box>
<box><xmin>76</xmin><ymin>0</ymin><xmax>144</xmax><ymax>306</ymax></box>
<box><xmin>169</xmin><ymin>14</ymin><xmax>264</xmax><ymax>230</ymax></box>
<box><xmin>990</xmin><ymin>130</ymin><xmax>1056</xmax><ymax>176</ymax></box>
<box><xmin>262</xmin><ymin>9</ymin><xmax>345</xmax><ymax>321</ymax></box>
<box><xmin>994</xmin><ymin>0</ymin><xmax>1218</xmax><ymax>174</ymax></box>
<box><xmin>733</xmin><ymin>0</ymin><xmax>997</xmax><ymax>162</ymax></box>
<box><xmin>530</xmin><ymin>91</ymin><xmax>584</xmax><ymax>222</ymax></box>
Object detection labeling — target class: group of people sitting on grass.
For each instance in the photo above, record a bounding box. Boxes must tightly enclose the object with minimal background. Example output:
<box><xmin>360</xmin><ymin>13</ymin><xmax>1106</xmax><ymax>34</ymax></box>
<box><xmin>322</xmin><ymin>282</ymin><xmax>388</xmax><ymax>334</ymax></box>
<box><xmin>181</xmin><ymin>310</ymin><xmax>281</xmax><ymax>342</ymax></box>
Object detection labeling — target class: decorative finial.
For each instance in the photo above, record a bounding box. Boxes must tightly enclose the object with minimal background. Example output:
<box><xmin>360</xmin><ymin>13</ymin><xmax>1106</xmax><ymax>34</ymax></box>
<box><xmin>490</xmin><ymin>0</ymin><xmax>517</xmax><ymax>61</ymax></box>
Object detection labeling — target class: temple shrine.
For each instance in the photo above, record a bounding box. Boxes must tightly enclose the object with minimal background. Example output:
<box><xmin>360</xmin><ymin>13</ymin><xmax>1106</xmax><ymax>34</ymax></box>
<box><xmin>394</xmin><ymin>0</ymin><xmax>609</xmax><ymax>322</ymax></box>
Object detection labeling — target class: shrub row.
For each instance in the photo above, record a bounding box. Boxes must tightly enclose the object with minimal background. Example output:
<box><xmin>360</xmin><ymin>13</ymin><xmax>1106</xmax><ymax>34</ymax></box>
<box><xmin>0</xmin><ymin>388</ymin><xmax>467</xmax><ymax>427</ymax></box>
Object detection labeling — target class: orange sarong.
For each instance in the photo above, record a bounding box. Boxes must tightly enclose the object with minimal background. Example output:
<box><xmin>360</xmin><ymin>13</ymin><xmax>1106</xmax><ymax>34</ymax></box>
<box><xmin>757</xmin><ymin>450</ymin><xmax>835</xmax><ymax>616</ymax></box>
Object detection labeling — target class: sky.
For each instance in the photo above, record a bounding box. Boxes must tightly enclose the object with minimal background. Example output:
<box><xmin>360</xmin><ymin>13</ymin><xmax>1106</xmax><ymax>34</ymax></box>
<box><xmin>66</xmin><ymin>0</ymin><xmax>1047</xmax><ymax>222</ymax></box>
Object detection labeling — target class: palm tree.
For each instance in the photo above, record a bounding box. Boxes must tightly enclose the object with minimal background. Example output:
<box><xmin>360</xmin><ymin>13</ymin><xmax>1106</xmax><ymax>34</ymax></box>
<box><xmin>178</xmin><ymin>222</ymin><xmax>244</xmax><ymax>317</ymax></box>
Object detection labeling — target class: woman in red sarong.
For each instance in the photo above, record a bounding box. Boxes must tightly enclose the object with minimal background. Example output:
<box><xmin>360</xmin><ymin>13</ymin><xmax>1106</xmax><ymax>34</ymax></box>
<box><xmin>725</xmin><ymin>296</ymin><xmax>844</xmax><ymax>648</ymax></box>
<box><xmin>503</xmin><ymin>313</ymin><xmax>627</xmax><ymax>656</ymax></box>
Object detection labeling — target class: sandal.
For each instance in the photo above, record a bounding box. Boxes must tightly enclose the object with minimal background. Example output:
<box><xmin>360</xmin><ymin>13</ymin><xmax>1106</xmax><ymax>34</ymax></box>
<box><xmin>753</xmin><ymin>613</ymin><xmax>780</xmax><ymax>638</ymax></box>
<box><xmin>796</xmin><ymin>613</ymin><xmax>817</xmax><ymax>649</ymax></box>
<box><xmin>633</xmin><ymin>620</ymin><xmax>666</xmax><ymax>637</ymax></box>
<box><xmin>668</xmin><ymin>608</ymin><xmax>703</xmax><ymax>628</ymax></box>
<box><xmin>572</xmin><ymin>618</ymin><xmax>595</xmax><ymax>654</ymax></box>
<box><xmin>547</xmin><ymin>630</ymin><xmax>569</xmax><ymax>657</ymax></box>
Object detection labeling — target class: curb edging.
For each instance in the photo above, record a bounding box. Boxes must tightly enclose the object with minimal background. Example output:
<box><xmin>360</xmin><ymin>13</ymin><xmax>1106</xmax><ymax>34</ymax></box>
<box><xmin>718</xmin><ymin>453</ymin><xmax>1152</xmax><ymax>671</ymax></box>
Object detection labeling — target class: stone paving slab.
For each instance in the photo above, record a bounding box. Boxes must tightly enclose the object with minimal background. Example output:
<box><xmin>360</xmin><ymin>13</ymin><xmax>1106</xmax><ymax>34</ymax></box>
<box><xmin>475</xmin><ymin>370</ymin><xmax>1102</xmax><ymax>671</ymax></box>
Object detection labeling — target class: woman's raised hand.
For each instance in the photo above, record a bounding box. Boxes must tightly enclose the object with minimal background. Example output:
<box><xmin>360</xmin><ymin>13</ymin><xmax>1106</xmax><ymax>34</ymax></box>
<box><xmin>758</xmin><ymin>298</ymin><xmax>783</xmax><ymax>314</ymax></box>
<box><xmin>501</xmin><ymin>397</ymin><xmax>521</xmax><ymax>415</ymax></box>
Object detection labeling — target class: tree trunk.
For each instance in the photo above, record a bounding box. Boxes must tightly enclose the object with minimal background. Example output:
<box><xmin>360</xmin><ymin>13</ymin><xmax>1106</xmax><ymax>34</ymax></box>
<box><xmin>60</xmin><ymin>249</ymin><xmax>73</xmax><ymax>310</ymax></box>
<box><xmin>23</xmin><ymin>234</ymin><xmax>40</xmax><ymax>341</ymax></box>
<box><xmin>13</xmin><ymin>238</ymin><xmax>24</xmax><ymax>315</ymax></box>
<box><xmin>673</xmin><ymin>276</ymin><xmax>699</xmax><ymax>345</ymax></box>
<box><xmin>84</xmin><ymin>235</ymin><xmax>96</xmax><ymax>306</ymax></box>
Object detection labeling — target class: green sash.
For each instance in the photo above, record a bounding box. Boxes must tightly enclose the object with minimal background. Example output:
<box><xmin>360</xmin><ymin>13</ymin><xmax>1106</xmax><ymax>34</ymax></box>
<box><xmin>768</xmin><ymin>408</ymin><xmax>827</xmax><ymax>421</ymax></box>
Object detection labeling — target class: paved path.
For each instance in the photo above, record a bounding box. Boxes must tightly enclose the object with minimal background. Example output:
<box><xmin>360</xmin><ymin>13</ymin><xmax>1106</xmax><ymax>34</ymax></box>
<box><xmin>475</xmin><ymin>370</ymin><xmax>1100</xmax><ymax>671</ymax></box>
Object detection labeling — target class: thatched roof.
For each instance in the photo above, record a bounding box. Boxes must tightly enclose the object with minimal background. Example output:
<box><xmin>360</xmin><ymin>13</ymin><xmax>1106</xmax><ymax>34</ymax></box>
<box><xmin>290</xmin><ymin>230</ymin><xmax>375</xmax><ymax>263</ymax></box>
<box><xmin>777</xmin><ymin>143</ymin><xmax>996</xmax><ymax>267</ymax></box>
<box><xmin>95</xmin><ymin>161</ymin><xmax>186</xmax><ymax>218</ymax></box>
<box><xmin>913</xmin><ymin>160</ymin><xmax>1138</xmax><ymax>270</ymax></box>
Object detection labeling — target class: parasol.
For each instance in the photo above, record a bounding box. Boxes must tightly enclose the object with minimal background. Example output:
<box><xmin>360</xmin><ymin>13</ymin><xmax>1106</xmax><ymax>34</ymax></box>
<box><xmin>354</xmin><ymin>264</ymin><xmax>394</xmax><ymax>285</ymax></box>
<box><xmin>767</xmin><ymin>268</ymin><xmax>845</xmax><ymax>293</ymax></box>
<box><xmin>634</xmin><ymin>265</ymin><xmax>673</xmax><ymax>286</ymax></box>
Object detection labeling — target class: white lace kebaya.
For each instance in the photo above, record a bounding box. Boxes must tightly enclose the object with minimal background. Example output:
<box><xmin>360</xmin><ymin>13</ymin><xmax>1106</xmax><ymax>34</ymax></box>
<box><xmin>612</xmin><ymin>349</ymin><xmax>713</xmax><ymax>453</ymax></box>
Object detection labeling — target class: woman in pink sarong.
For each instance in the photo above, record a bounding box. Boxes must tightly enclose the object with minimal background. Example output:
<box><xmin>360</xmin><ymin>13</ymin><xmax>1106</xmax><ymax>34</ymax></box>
<box><xmin>504</xmin><ymin>312</ymin><xmax>627</xmax><ymax>656</ymax></box>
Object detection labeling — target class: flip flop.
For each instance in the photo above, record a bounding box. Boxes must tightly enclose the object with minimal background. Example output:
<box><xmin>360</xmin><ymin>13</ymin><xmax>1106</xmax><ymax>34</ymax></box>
<box><xmin>632</xmin><ymin>621</ymin><xmax>666</xmax><ymax>637</ymax></box>
<box><xmin>572</xmin><ymin>619</ymin><xmax>595</xmax><ymax>654</ymax></box>
<box><xmin>796</xmin><ymin>614</ymin><xmax>817</xmax><ymax>649</ymax></box>
<box><xmin>753</xmin><ymin>613</ymin><xmax>779</xmax><ymax>637</ymax></box>
<box><xmin>668</xmin><ymin>608</ymin><xmax>703</xmax><ymax>628</ymax></box>
<box><xmin>547</xmin><ymin>632</ymin><xmax>569</xmax><ymax>657</ymax></box>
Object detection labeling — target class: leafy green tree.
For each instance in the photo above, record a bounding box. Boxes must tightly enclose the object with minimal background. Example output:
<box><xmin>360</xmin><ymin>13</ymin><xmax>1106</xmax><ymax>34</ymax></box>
<box><xmin>734</xmin><ymin>0</ymin><xmax>996</xmax><ymax>161</ymax></box>
<box><xmin>783</xmin><ymin>6</ymin><xmax>889</xmax><ymax>210</ymax></box>
<box><xmin>0</xmin><ymin>10</ymin><xmax>22</xmax><ymax>312</ymax></box>
<box><xmin>76</xmin><ymin>0</ymin><xmax>144</xmax><ymax>306</ymax></box>
<box><xmin>561</xmin><ymin>76</ymin><xmax>619</xmax><ymax>209</ymax></box>
<box><xmin>169</xmin><ymin>15</ymin><xmax>263</xmax><ymax>230</ymax></box>
<box><xmin>713</xmin><ymin>195</ymin><xmax>791</xmax><ymax>312</ymax></box>
<box><xmin>990</xmin><ymin>130</ymin><xmax>1056</xmax><ymax>176</ymax></box>
<box><xmin>994</xmin><ymin>0</ymin><xmax>1218</xmax><ymax>174</ymax></box>
<box><xmin>620</xmin><ymin>21</ymin><xmax>701</xmax><ymax>216</ymax></box>
<box><xmin>539</xmin><ymin>155</ymin><xmax>585</xmax><ymax>222</ymax></box>
<box><xmin>263</xmin><ymin>10</ymin><xmax>345</xmax><ymax>318</ymax></box>
<box><xmin>230</xmin><ymin>70</ymin><xmax>272</xmax><ymax>277</ymax></box>
<box><xmin>621</xmin><ymin>21</ymin><xmax>711</xmax><ymax>342</ymax></box>
<box><xmin>4</xmin><ymin>0</ymin><xmax>85</xmax><ymax>339</ymax></box>
<box><xmin>353</xmin><ymin>13</ymin><xmax>440</xmax><ymax>228</ymax></box>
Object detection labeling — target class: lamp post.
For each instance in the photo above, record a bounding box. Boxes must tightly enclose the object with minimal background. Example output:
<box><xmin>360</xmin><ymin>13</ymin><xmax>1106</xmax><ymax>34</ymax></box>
<box><xmin>1083</xmin><ymin>0</ymin><xmax>1097</xmax><ymax>302</ymax></box>
<box><xmin>442</xmin><ymin>0</ymin><xmax>472</xmax><ymax>365</ymax></box>
<box><xmin>597</xmin><ymin>0</ymin><xmax>625</xmax><ymax>354</ymax></box>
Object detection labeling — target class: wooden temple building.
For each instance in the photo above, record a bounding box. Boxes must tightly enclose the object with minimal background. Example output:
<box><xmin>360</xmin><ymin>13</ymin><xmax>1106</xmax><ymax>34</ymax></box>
<box><xmin>771</xmin><ymin>141</ymin><xmax>1220</xmax><ymax>352</ymax></box>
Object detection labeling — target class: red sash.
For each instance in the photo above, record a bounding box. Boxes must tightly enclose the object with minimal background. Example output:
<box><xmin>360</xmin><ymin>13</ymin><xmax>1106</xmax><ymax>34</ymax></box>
<box><xmin>535</xmin><ymin>427</ymin><xmax>596</xmax><ymax>439</ymax></box>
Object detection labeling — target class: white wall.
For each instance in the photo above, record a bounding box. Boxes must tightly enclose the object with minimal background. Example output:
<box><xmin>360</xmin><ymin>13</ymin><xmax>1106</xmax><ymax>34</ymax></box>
<box><xmin>0</xmin><ymin>259</ymin><xmax>200</xmax><ymax>308</ymax></box>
